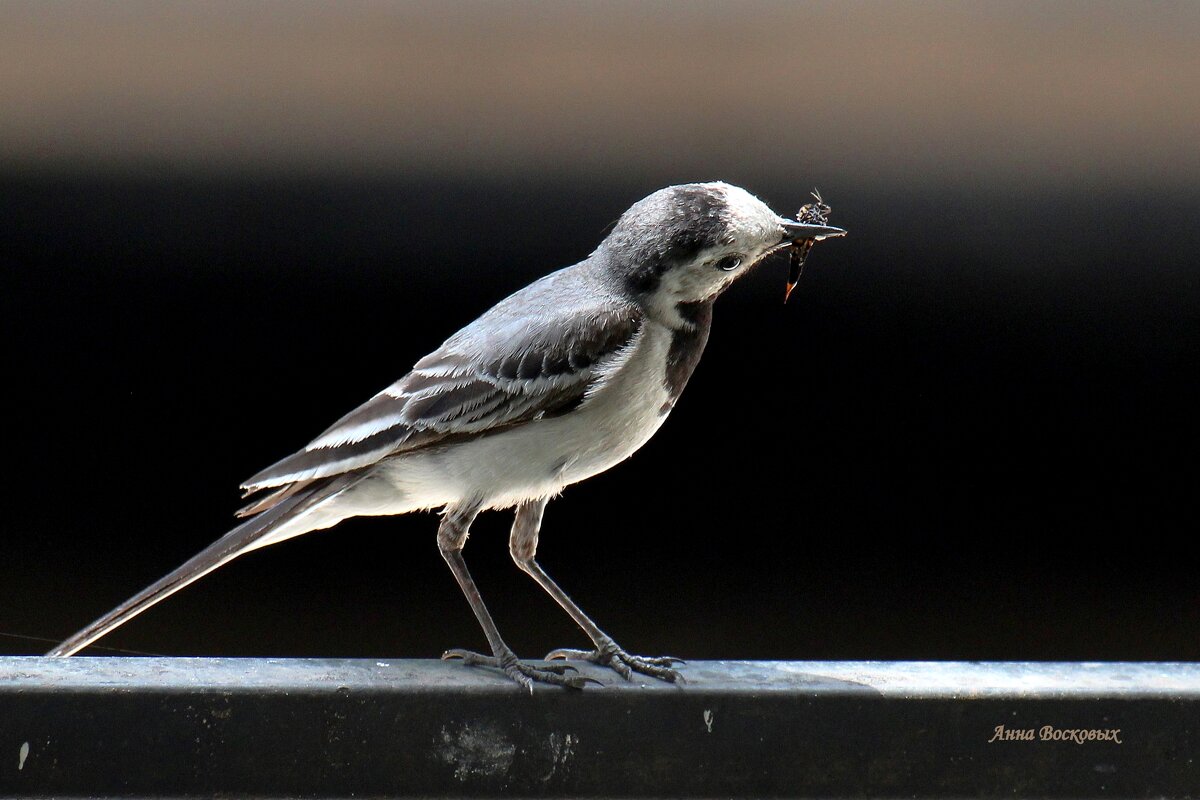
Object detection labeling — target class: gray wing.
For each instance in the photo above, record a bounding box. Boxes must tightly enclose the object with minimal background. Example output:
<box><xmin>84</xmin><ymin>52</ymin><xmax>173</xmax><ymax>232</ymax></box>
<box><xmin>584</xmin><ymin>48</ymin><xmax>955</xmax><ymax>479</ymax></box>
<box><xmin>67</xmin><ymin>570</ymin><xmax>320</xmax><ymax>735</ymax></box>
<box><xmin>241</xmin><ymin>297</ymin><xmax>642</xmax><ymax>495</ymax></box>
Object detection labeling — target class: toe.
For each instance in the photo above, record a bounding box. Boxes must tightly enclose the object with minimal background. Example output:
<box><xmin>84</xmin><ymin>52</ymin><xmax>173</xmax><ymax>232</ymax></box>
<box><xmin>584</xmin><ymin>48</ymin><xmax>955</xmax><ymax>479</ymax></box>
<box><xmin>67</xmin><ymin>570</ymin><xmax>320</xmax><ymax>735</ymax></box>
<box><xmin>538</xmin><ymin>662</ymin><xmax>580</xmax><ymax>675</ymax></box>
<box><xmin>643</xmin><ymin>655</ymin><xmax>686</xmax><ymax>666</ymax></box>
<box><xmin>441</xmin><ymin>648</ymin><xmax>494</xmax><ymax>666</ymax></box>
<box><xmin>544</xmin><ymin>648</ymin><xmax>593</xmax><ymax>661</ymax></box>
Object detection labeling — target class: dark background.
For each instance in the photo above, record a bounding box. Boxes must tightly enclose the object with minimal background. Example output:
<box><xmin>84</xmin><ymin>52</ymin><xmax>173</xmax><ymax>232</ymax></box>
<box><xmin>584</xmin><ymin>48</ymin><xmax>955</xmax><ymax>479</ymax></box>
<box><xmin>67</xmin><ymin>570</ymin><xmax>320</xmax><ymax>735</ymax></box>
<box><xmin>3</xmin><ymin>2</ymin><xmax>1198</xmax><ymax>661</ymax></box>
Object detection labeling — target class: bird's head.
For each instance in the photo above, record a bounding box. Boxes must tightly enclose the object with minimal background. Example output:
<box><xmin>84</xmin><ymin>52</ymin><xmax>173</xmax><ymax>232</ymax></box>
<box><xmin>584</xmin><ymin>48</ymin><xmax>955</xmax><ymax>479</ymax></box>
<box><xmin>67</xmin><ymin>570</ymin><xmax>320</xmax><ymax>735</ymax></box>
<box><xmin>598</xmin><ymin>181</ymin><xmax>845</xmax><ymax>318</ymax></box>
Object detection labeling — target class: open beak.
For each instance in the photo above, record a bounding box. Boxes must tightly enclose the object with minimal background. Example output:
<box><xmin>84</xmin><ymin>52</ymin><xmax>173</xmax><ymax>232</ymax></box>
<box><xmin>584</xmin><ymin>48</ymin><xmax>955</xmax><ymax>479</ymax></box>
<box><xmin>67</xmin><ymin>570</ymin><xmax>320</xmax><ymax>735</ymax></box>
<box><xmin>781</xmin><ymin>220</ymin><xmax>847</xmax><ymax>242</ymax></box>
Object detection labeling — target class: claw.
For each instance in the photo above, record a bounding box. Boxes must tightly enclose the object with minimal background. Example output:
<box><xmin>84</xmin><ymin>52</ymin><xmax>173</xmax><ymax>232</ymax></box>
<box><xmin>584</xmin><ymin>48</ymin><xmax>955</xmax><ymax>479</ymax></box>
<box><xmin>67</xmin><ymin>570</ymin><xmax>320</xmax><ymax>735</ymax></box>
<box><xmin>538</xmin><ymin>662</ymin><xmax>580</xmax><ymax>674</ymax></box>
<box><xmin>641</xmin><ymin>655</ymin><xmax>686</xmax><ymax>666</ymax></box>
<box><xmin>553</xmin><ymin>673</ymin><xmax>601</xmax><ymax>690</ymax></box>
<box><xmin>443</xmin><ymin>647</ymin><xmax>594</xmax><ymax>690</ymax></box>
<box><xmin>545</xmin><ymin>648</ymin><xmax>592</xmax><ymax>661</ymax></box>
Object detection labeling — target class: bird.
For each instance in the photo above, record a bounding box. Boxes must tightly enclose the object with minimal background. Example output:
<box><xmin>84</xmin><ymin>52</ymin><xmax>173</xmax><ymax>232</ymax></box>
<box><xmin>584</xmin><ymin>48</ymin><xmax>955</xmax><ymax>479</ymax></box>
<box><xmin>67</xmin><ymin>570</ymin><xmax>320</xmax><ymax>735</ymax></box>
<box><xmin>47</xmin><ymin>182</ymin><xmax>846</xmax><ymax>689</ymax></box>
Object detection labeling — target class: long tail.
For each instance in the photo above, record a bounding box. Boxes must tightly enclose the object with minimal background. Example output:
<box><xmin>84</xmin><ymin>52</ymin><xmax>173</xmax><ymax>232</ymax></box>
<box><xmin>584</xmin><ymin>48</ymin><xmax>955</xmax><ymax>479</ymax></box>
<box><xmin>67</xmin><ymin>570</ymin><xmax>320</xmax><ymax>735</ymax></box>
<box><xmin>46</xmin><ymin>475</ymin><xmax>357</xmax><ymax>657</ymax></box>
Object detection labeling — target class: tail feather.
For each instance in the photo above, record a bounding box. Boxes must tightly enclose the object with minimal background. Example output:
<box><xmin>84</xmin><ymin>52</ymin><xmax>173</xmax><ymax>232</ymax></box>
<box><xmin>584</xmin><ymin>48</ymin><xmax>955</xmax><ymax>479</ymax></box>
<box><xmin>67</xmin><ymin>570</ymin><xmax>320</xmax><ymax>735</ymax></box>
<box><xmin>46</xmin><ymin>475</ymin><xmax>357</xmax><ymax>658</ymax></box>
<box><xmin>234</xmin><ymin>481</ymin><xmax>311</xmax><ymax>518</ymax></box>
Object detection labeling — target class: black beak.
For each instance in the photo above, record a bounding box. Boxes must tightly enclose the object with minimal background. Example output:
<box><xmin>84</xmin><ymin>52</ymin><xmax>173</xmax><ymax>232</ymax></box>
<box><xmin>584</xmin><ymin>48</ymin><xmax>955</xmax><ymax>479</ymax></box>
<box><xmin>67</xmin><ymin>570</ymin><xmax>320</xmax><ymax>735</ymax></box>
<box><xmin>781</xmin><ymin>220</ymin><xmax>847</xmax><ymax>242</ymax></box>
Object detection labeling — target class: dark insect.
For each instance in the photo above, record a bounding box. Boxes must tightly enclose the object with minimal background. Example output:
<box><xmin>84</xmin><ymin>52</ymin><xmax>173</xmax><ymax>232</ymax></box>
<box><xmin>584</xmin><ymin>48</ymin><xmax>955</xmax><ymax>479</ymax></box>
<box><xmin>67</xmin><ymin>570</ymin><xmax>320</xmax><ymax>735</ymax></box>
<box><xmin>785</xmin><ymin>190</ymin><xmax>832</xmax><ymax>303</ymax></box>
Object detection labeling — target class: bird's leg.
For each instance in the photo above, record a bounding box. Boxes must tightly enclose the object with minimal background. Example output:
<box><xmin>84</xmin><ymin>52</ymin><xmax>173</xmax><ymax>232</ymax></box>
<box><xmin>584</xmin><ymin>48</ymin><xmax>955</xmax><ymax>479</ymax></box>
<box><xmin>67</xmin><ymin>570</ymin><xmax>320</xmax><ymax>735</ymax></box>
<box><xmin>437</xmin><ymin>499</ymin><xmax>591</xmax><ymax>691</ymax></box>
<box><xmin>509</xmin><ymin>498</ymin><xmax>684</xmax><ymax>684</ymax></box>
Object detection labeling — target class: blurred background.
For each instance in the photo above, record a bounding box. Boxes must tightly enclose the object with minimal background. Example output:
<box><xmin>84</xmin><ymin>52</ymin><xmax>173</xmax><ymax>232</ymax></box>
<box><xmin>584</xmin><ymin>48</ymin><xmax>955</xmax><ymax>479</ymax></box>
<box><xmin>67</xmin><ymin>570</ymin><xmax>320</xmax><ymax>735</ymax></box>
<box><xmin>3</xmin><ymin>1</ymin><xmax>1198</xmax><ymax>661</ymax></box>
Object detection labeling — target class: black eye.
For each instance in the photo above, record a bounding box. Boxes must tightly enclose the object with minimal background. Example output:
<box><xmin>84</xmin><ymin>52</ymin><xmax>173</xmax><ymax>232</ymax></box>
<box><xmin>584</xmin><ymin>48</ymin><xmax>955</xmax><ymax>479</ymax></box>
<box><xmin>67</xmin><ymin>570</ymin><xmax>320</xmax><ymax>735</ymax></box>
<box><xmin>715</xmin><ymin>254</ymin><xmax>743</xmax><ymax>271</ymax></box>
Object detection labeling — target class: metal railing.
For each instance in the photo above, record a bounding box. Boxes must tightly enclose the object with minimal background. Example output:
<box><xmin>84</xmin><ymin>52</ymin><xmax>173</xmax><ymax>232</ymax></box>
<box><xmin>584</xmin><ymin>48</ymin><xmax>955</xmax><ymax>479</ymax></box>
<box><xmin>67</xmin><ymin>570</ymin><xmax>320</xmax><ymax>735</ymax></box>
<box><xmin>2</xmin><ymin>658</ymin><xmax>1196</xmax><ymax>797</ymax></box>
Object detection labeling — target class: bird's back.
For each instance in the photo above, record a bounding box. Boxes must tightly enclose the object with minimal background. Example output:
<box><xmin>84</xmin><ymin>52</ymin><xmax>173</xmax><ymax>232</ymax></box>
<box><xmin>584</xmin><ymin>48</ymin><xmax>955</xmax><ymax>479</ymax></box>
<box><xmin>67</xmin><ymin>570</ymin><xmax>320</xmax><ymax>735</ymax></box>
<box><xmin>239</xmin><ymin>257</ymin><xmax>643</xmax><ymax>501</ymax></box>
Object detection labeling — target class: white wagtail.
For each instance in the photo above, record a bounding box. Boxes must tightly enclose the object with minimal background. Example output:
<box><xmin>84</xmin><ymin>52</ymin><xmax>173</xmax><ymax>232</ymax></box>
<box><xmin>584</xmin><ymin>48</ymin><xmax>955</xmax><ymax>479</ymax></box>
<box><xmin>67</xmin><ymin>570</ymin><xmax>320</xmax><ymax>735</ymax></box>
<box><xmin>48</xmin><ymin>182</ymin><xmax>846</xmax><ymax>689</ymax></box>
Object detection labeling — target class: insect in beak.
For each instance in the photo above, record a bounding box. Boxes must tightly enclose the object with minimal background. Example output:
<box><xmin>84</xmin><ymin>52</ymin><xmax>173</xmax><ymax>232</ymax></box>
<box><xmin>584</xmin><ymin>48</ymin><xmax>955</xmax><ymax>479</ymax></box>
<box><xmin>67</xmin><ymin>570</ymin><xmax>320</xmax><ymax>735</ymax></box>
<box><xmin>782</xmin><ymin>190</ymin><xmax>838</xmax><ymax>303</ymax></box>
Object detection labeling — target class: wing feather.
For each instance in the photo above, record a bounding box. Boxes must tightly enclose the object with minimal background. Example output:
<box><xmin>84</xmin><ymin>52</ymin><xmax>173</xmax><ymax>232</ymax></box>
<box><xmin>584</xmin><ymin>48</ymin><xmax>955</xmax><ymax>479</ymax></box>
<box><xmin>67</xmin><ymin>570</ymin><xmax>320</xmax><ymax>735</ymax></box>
<box><xmin>241</xmin><ymin>298</ymin><xmax>642</xmax><ymax>494</ymax></box>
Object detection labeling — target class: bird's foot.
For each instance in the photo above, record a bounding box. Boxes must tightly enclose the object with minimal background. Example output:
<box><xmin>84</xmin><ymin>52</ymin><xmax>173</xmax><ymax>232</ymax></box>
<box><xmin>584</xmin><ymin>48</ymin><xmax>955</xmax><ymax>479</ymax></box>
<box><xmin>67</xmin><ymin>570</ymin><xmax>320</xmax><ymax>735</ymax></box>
<box><xmin>442</xmin><ymin>647</ymin><xmax>600</xmax><ymax>692</ymax></box>
<box><xmin>546</xmin><ymin>640</ymin><xmax>685</xmax><ymax>684</ymax></box>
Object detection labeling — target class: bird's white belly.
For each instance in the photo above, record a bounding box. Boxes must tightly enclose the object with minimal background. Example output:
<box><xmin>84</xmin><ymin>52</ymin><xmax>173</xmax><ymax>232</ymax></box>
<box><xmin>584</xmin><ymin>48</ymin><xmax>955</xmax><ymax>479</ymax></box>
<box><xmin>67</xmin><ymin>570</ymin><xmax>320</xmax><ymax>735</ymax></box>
<box><xmin>369</xmin><ymin>321</ymin><xmax>675</xmax><ymax>512</ymax></box>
